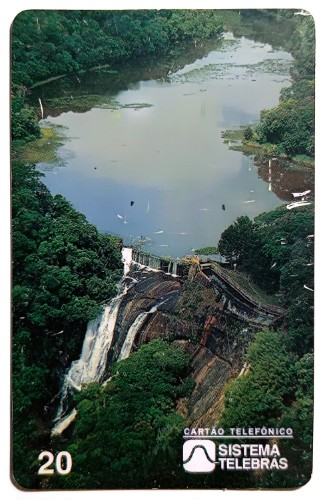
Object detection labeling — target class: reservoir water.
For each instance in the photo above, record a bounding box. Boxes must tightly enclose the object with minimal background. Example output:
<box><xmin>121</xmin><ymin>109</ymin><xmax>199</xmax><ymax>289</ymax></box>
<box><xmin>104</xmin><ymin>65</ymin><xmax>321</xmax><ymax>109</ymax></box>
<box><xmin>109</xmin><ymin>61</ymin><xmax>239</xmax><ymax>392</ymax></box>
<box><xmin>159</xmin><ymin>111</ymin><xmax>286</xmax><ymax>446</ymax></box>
<box><xmin>35</xmin><ymin>32</ymin><xmax>293</xmax><ymax>258</ymax></box>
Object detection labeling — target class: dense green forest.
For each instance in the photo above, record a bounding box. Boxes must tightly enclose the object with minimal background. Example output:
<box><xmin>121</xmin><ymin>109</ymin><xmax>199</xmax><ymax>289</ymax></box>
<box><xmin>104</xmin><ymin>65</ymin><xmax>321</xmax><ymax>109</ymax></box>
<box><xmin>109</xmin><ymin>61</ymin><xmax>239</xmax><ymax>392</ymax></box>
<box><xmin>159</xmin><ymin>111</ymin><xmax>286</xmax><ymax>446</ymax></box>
<box><xmin>11</xmin><ymin>8</ymin><xmax>314</xmax><ymax>491</ymax></box>
<box><xmin>216</xmin><ymin>331</ymin><xmax>313</xmax><ymax>488</ymax></box>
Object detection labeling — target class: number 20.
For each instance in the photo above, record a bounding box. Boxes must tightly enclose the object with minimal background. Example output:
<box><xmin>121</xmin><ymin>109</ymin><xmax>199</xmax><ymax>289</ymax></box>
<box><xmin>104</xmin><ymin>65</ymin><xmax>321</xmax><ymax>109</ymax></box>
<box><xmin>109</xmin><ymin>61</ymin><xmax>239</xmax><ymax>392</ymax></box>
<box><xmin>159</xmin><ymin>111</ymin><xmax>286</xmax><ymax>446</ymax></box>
<box><xmin>38</xmin><ymin>451</ymin><xmax>72</xmax><ymax>475</ymax></box>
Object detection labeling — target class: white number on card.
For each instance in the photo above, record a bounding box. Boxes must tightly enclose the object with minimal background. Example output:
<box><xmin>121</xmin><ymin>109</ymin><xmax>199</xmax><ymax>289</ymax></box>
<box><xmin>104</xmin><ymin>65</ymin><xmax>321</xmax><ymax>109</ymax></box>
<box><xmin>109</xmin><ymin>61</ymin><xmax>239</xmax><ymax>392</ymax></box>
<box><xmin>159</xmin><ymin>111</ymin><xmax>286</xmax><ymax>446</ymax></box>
<box><xmin>38</xmin><ymin>451</ymin><xmax>72</xmax><ymax>475</ymax></box>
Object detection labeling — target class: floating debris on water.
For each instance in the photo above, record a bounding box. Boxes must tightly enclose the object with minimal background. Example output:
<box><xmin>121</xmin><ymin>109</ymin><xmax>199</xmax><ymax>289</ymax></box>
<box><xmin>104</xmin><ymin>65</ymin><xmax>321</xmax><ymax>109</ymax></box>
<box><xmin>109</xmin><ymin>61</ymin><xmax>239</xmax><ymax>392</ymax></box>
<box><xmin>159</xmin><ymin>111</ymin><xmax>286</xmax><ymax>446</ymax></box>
<box><xmin>117</xmin><ymin>214</ymin><xmax>128</xmax><ymax>224</ymax></box>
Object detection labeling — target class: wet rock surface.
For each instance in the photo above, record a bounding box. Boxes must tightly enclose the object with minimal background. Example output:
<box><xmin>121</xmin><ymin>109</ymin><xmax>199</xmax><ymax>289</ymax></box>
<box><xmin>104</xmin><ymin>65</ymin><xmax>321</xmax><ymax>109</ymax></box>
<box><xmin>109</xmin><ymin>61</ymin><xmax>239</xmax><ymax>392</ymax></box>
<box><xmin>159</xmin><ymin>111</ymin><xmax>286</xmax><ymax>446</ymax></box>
<box><xmin>53</xmin><ymin>254</ymin><xmax>285</xmax><ymax>434</ymax></box>
<box><xmin>108</xmin><ymin>261</ymin><xmax>263</xmax><ymax>426</ymax></box>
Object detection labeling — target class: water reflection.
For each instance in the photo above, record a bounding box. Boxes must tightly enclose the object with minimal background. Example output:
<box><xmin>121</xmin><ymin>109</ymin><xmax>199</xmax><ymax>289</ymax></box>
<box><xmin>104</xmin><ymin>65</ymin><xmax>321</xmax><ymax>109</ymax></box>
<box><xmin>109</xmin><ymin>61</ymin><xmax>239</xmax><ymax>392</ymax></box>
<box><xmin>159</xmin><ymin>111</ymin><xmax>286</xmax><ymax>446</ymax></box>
<box><xmin>256</xmin><ymin>159</ymin><xmax>315</xmax><ymax>202</ymax></box>
<box><xmin>37</xmin><ymin>33</ymin><xmax>295</xmax><ymax>257</ymax></box>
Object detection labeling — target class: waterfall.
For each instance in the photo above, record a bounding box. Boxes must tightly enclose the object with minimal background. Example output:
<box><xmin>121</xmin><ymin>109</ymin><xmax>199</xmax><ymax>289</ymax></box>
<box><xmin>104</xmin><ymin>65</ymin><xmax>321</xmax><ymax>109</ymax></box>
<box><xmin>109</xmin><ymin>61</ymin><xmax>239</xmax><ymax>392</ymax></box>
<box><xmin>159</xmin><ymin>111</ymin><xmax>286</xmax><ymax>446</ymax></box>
<box><xmin>52</xmin><ymin>408</ymin><xmax>78</xmax><ymax>437</ymax></box>
<box><xmin>118</xmin><ymin>298</ymin><xmax>167</xmax><ymax>361</ymax></box>
<box><xmin>38</xmin><ymin>97</ymin><xmax>44</xmax><ymax>119</ymax></box>
<box><xmin>72</xmin><ymin>293</ymin><xmax>126</xmax><ymax>385</ymax></box>
<box><xmin>118</xmin><ymin>311</ymin><xmax>150</xmax><ymax>361</ymax></box>
<box><xmin>52</xmin><ymin>248</ymin><xmax>132</xmax><ymax>434</ymax></box>
<box><xmin>122</xmin><ymin>247</ymin><xmax>132</xmax><ymax>275</ymax></box>
<box><xmin>53</xmin><ymin>289</ymin><xmax>127</xmax><ymax>430</ymax></box>
<box><xmin>51</xmin><ymin>247</ymin><xmax>181</xmax><ymax>435</ymax></box>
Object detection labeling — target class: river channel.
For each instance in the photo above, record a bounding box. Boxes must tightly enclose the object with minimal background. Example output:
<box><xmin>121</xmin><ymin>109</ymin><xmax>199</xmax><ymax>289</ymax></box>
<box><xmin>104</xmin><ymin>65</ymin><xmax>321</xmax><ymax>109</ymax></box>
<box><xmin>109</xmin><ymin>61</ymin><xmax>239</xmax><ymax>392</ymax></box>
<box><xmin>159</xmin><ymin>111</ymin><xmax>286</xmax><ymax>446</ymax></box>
<box><xmin>33</xmin><ymin>31</ymin><xmax>294</xmax><ymax>258</ymax></box>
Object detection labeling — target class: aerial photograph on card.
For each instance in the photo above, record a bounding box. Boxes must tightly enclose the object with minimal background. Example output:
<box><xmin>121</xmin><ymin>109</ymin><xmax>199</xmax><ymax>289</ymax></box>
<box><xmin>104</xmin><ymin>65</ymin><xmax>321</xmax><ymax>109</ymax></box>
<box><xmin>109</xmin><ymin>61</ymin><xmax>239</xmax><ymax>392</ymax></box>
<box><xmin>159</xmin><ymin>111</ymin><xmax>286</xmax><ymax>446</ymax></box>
<box><xmin>11</xmin><ymin>9</ymin><xmax>314</xmax><ymax>490</ymax></box>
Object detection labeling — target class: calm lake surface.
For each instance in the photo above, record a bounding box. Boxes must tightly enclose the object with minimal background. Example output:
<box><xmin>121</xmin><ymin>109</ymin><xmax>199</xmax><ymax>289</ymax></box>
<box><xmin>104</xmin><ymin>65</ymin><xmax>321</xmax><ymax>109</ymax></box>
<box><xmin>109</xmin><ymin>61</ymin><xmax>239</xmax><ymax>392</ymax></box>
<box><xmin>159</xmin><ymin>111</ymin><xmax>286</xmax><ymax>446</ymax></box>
<box><xmin>36</xmin><ymin>32</ymin><xmax>293</xmax><ymax>258</ymax></box>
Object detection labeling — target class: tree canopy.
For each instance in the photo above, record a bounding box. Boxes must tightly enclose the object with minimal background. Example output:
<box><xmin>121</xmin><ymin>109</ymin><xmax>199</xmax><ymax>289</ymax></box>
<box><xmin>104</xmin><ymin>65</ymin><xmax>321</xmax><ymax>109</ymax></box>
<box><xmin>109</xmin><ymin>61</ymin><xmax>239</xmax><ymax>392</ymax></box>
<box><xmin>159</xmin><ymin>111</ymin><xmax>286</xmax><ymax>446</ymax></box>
<box><xmin>255</xmin><ymin>14</ymin><xmax>315</xmax><ymax>158</ymax></box>
<box><xmin>220</xmin><ymin>332</ymin><xmax>313</xmax><ymax>487</ymax></box>
<box><xmin>50</xmin><ymin>340</ymin><xmax>194</xmax><ymax>489</ymax></box>
<box><xmin>218</xmin><ymin>215</ymin><xmax>255</xmax><ymax>265</ymax></box>
<box><xmin>218</xmin><ymin>205</ymin><xmax>314</xmax><ymax>318</ymax></box>
<box><xmin>12</xmin><ymin>10</ymin><xmax>223</xmax><ymax>87</ymax></box>
<box><xmin>220</xmin><ymin>331</ymin><xmax>294</xmax><ymax>428</ymax></box>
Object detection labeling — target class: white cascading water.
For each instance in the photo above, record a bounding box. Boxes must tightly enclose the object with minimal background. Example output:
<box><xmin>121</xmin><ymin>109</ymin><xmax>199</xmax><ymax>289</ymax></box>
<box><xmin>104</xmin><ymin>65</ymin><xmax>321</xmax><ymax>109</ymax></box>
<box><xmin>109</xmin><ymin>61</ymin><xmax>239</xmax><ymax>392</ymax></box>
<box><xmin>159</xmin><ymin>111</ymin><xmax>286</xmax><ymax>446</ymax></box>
<box><xmin>51</xmin><ymin>248</ymin><xmax>133</xmax><ymax>436</ymax></box>
<box><xmin>118</xmin><ymin>298</ymin><xmax>168</xmax><ymax>361</ymax></box>
<box><xmin>52</xmin><ymin>408</ymin><xmax>78</xmax><ymax>436</ymax></box>
<box><xmin>66</xmin><ymin>291</ymin><xmax>127</xmax><ymax>389</ymax></box>
<box><xmin>118</xmin><ymin>307</ymin><xmax>155</xmax><ymax>361</ymax></box>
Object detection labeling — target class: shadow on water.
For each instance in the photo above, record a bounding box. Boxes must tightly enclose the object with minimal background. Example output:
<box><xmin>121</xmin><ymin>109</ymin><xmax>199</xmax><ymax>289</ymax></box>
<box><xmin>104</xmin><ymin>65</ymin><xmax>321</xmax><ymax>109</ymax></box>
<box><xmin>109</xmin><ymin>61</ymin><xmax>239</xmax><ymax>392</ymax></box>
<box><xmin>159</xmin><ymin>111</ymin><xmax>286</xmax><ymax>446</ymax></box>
<box><xmin>28</xmin><ymin>38</ymin><xmax>223</xmax><ymax>118</ymax></box>
<box><xmin>219</xmin><ymin>9</ymin><xmax>296</xmax><ymax>50</ymax></box>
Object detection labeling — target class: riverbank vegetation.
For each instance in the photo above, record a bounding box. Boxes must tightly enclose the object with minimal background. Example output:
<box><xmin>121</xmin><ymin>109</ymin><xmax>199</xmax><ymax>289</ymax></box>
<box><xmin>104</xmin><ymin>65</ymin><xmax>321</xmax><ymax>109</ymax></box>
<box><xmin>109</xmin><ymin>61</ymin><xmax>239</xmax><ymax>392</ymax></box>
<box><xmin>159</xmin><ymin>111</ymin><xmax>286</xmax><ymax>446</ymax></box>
<box><xmin>12</xmin><ymin>124</ymin><xmax>67</xmax><ymax>164</ymax></box>
<box><xmin>11</xmin><ymin>9</ymin><xmax>223</xmax><ymax>145</ymax></box>
<box><xmin>223</xmin><ymin>10</ymin><xmax>315</xmax><ymax>164</ymax></box>
<box><xmin>195</xmin><ymin>246</ymin><xmax>219</xmax><ymax>255</ymax></box>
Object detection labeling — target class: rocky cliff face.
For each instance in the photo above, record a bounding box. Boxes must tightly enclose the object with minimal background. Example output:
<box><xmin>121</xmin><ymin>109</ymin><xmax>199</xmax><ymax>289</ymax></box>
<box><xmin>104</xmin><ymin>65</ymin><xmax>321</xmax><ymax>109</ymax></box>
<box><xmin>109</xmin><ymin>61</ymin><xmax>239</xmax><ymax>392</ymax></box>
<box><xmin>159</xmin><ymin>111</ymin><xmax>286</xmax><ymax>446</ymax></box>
<box><xmin>52</xmin><ymin>251</ymin><xmax>285</xmax><ymax>438</ymax></box>
<box><xmin>108</xmin><ymin>261</ymin><xmax>258</xmax><ymax>426</ymax></box>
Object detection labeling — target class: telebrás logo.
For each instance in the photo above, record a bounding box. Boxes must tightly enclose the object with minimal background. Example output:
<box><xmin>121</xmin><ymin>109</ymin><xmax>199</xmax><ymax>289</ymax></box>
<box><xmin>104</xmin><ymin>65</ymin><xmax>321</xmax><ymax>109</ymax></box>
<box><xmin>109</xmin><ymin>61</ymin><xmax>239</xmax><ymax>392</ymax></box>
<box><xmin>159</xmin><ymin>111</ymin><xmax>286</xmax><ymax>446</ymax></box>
<box><xmin>183</xmin><ymin>439</ymin><xmax>216</xmax><ymax>473</ymax></box>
